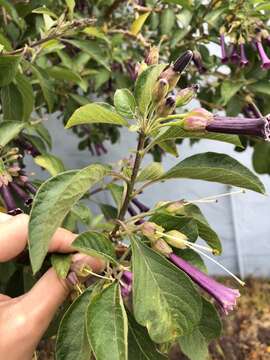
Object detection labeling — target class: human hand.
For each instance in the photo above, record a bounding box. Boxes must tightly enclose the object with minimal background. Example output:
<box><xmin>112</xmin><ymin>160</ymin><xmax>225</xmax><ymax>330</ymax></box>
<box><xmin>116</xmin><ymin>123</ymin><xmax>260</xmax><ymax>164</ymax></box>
<box><xmin>0</xmin><ymin>213</ymin><xmax>104</xmax><ymax>360</ymax></box>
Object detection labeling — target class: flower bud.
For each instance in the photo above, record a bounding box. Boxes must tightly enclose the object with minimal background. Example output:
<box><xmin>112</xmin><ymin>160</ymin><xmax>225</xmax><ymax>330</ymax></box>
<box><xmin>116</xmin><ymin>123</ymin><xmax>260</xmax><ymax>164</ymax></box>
<box><xmin>141</xmin><ymin>221</ymin><xmax>164</xmax><ymax>242</ymax></box>
<box><xmin>156</xmin><ymin>95</ymin><xmax>176</xmax><ymax>117</ymax></box>
<box><xmin>152</xmin><ymin>239</ymin><xmax>173</xmax><ymax>257</ymax></box>
<box><xmin>183</xmin><ymin>108</ymin><xmax>213</xmax><ymax>131</ymax></box>
<box><xmin>175</xmin><ymin>85</ymin><xmax>198</xmax><ymax>107</ymax></box>
<box><xmin>153</xmin><ymin>79</ymin><xmax>169</xmax><ymax>102</ymax></box>
<box><xmin>173</xmin><ymin>50</ymin><xmax>193</xmax><ymax>73</ymax></box>
<box><xmin>145</xmin><ymin>46</ymin><xmax>159</xmax><ymax>65</ymax></box>
<box><xmin>164</xmin><ymin>230</ymin><xmax>188</xmax><ymax>249</ymax></box>
<box><xmin>166</xmin><ymin>200</ymin><xmax>185</xmax><ymax>214</ymax></box>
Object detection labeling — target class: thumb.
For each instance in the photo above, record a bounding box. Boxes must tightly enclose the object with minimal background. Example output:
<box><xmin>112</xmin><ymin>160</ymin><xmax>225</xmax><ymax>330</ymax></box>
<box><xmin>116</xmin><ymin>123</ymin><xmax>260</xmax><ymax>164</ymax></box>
<box><xmin>20</xmin><ymin>254</ymin><xmax>104</xmax><ymax>341</ymax></box>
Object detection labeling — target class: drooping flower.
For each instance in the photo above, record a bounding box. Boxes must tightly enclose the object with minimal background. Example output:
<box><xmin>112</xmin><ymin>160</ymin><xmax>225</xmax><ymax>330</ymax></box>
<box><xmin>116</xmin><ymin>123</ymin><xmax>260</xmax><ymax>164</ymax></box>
<box><xmin>206</xmin><ymin>115</ymin><xmax>270</xmax><ymax>140</ymax></box>
<box><xmin>0</xmin><ymin>184</ymin><xmax>23</xmax><ymax>215</ymax></box>
<box><xmin>131</xmin><ymin>198</ymin><xmax>150</xmax><ymax>213</ymax></box>
<box><xmin>9</xmin><ymin>181</ymin><xmax>33</xmax><ymax>206</ymax></box>
<box><xmin>230</xmin><ymin>44</ymin><xmax>240</xmax><ymax>64</ymax></box>
<box><xmin>169</xmin><ymin>253</ymin><xmax>240</xmax><ymax>314</ymax></box>
<box><xmin>240</xmin><ymin>43</ymin><xmax>249</xmax><ymax>67</ymax></box>
<box><xmin>255</xmin><ymin>40</ymin><xmax>270</xmax><ymax>69</ymax></box>
<box><xmin>220</xmin><ymin>34</ymin><xmax>228</xmax><ymax>63</ymax></box>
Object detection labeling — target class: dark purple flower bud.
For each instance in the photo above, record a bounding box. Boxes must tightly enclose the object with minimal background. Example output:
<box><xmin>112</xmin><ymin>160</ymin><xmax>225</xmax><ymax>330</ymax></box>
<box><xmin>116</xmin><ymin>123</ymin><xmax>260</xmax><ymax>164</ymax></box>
<box><xmin>9</xmin><ymin>181</ymin><xmax>33</xmax><ymax>206</ymax></box>
<box><xmin>169</xmin><ymin>253</ymin><xmax>240</xmax><ymax>314</ymax></box>
<box><xmin>131</xmin><ymin>198</ymin><xmax>150</xmax><ymax>213</ymax></box>
<box><xmin>240</xmin><ymin>43</ymin><xmax>249</xmax><ymax>67</ymax></box>
<box><xmin>120</xmin><ymin>271</ymin><xmax>133</xmax><ymax>298</ymax></box>
<box><xmin>220</xmin><ymin>34</ymin><xmax>228</xmax><ymax>63</ymax></box>
<box><xmin>230</xmin><ymin>44</ymin><xmax>240</xmax><ymax>64</ymax></box>
<box><xmin>255</xmin><ymin>40</ymin><xmax>270</xmax><ymax>69</ymax></box>
<box><xmin>206</xmin><ymin>115</ymin><xmax>270</xmax><ymax>140</ymax></box>
<box><xmin>192</xmin><ymin>50</ymin><xmax>206</xmax><ymax>74</ymax></box>
<box><xmin>173</xmin><ymin>50</ymin><xmax>193</xmax><ymax>73</ymax></box>
<box><xmin>156</xmin><ymin>95</ymin><xmax>176</xmax><ymax>117</ymax></box>
<box><xmin>0</xmin><ymin>185</ymin><xmax>23</xmax><ymax>215</ymax></box>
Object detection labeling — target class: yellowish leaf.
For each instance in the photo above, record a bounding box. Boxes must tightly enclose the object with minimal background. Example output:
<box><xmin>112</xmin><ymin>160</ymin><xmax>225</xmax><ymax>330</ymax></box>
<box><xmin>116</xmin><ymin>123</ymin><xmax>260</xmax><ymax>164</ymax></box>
<box><xmin>130</xmin><ymin>12</ymin><xmax>151</xmax><ymax>36</ymax></box>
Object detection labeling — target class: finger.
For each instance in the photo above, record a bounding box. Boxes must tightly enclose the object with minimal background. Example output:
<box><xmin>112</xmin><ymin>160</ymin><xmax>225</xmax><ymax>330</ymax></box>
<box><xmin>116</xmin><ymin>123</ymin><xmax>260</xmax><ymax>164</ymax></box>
<box><xmin>20</xmin><ymin>254</ymin><xmax>105</xmax><ymax>338</ymax></box>
<box><xmin>0</xmin><ymin>214</ymin><xmax>77</xmax><ymax>262</ymax></box>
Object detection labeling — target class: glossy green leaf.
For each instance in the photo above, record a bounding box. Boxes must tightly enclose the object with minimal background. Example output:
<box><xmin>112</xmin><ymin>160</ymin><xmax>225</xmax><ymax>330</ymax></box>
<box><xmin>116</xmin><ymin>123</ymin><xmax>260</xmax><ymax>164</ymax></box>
<box><xmin>0</xmin><ymin>121</ymin><xmax>24</xmax><ymax>147</ymax></box>
<box><xmin>153</xmin><ymin>126</ymin><xmax>243</xmax><ymax>148</ymax></box>
<box><xmin>34</xmin><ymin>154</ymin><xmax>65</xmax><ymax>176</ymax></box>
<box><xmin>31</xmin><ymin>65</ymin><xmax>55</xmax><ymax>112</ymax></box>
<box><xmin>70</xmin><ymin>203</ymin><xmax>93</xmax><ymax>227</ymax></box>
<box><xmin>66</xmin><ymin>103</ymin><xmax>128</xmax><ymax>128</ymax></box>
<box><xmin>135</xmin><ymin>64</ymin><xmax>167</xmax><ymax>116</ymax></box>
<box><xmin>220</xmin><ymin>80</ymin><xmax>243</xmax><ymax>106</ymax></box>
<box><xmin>32</xmin><ymin>6</ymin><xmax>58</xmax><ymax>18</ymax></box>
<box><xmin>114</xmin><ymin>89</ymin><xmax>136</xmax><ymax>119</ymax></box>
<box><xmin>47</xmin><ymin>66</ymin><xmax>82</xmax><ymax>83</ymax></box>
<box><xmin>137</xmin><ymin>162</ymin><xmax>164</xmax><ymax>182</ymax></box>
<box><xmin>180</xmin><ymin>204</ymin><xmax>222</xmax><ymax>253</ymax></box>
<box><xmin>0</xmin><ymin>55</ymin><xmax>21</xmax><ymax>86</ymax></box>
<box><xmin>162</xmin><ymin>152</ymin><xmax>265</xmax><ymax>194</ymax></box>
<box><xmin>248</xmin><ymin>81</ymin><xmax>270</xmax><ymax>96</ymax></box>
<box><xmin>132</xmin><ymin>239</ymin><xmax>202</xmax><ymax>343</ymax></box>
<box><xmin>83</xmin><ymin>26</ymin><xmax>110</xmax><ymax>43</ymax></box>
<box><xmin>128</xmin><ymin>313</ymin><xmax>167</xmax><ymax>360</ymax></box>
<box><xmin>178</xmin><ymin>298</ymin><xmax>222</xmax><ymax>360</ymax></box>
<box><xmin>51</xmin><ymin>254</ymin><xmax>72</xmax><ymax>279</ymax></box>
<box><xmin>160</xmin><ymin>8</ymin><xmax>175</xmax><ymax>35</ymax></box>
<box><xmin>87</xmin><ymin>283</ymin><xmax>128</xmax><ymax>360</ymax></box>
<box><xmin>72</xmin><ymin>231</ymin><xmax>117</xmax><ymax>263</ymax></box>
<box><xmin>107</xmin><ymin>183</ymin><xmax>124</xmax><ymax>209</ymax></box>
<box><xmin>130</xmin><ymin>12</ymin><xmax>151</xmax><ymax>35</ymax></box>
<box><xmin>252</xmin><ymin>142</ymin><xmax>270</xmax><ymax>174</ymax></box>
<box><xmin>14</xmin><ymin>73</ymin><xmax>34</xmax><ymax>121</ymax></box>
<box><xmin>65</xmin><ymin>39</ymin><xmax>110</xmax><ymax>70</ymax></box>
<box><xmin>56</xmin><ymin>288</ymin><xmax>92</xmax><ymax>360</ymax></box>
<box><xmin>1</xmin><ymin>83</ymin><xmax>23</xmax><ymax>120</ymax></box>
<box><xmin>29</xmin><ymin>164</ymin><xmax>108</xmax><ymax>274</ymax></box>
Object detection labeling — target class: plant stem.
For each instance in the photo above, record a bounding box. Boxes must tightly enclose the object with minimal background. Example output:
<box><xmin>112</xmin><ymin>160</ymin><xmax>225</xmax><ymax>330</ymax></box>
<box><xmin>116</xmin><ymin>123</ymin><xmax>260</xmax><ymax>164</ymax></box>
<box><xmin>110</xmin><ymin>132</ymin><xmax>146</xmax><ymax>239</ymax></box>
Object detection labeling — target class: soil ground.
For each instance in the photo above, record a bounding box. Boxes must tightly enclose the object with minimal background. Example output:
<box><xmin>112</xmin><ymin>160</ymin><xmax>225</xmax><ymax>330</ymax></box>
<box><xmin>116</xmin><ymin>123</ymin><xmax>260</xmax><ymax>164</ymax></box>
<box><xmin>37</xmin><ymin>278</ymin><xmax>270</xmax><ymax>360</ymax></box>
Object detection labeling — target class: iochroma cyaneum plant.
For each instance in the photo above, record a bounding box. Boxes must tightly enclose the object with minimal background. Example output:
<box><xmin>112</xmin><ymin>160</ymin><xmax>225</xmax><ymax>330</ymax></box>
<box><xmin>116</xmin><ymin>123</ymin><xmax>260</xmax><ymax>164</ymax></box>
<box><xmin>25</xmin><ymin>49</ymin><xmax>267</xmax><ymax>360</ymax></box>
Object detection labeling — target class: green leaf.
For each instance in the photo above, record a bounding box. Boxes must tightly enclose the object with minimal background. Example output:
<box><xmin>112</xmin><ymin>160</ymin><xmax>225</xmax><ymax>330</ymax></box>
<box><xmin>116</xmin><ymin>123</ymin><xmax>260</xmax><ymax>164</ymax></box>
<box><xmin>128</xmin><ymin>313</ymin><xmax>167</xmax><ymax>360</ymax></box>
<box><xmin>132</xmin><ymin>239</ymin><xmax>202</xmax><ymax>343</ymax></box>
<box><xmin>51</xmin><ymin>254</ymin><xmax>72</xmax><ymax>279</ymax></box>
<box><xmin>150</xmin><ymin>213</ymin><xmax>198</xmax><ymax>242</ymax></box>
<box><xmin>180</xmin><ymin>204</ymin><xmax>222</xmax><ymax>253</ymax></box>
<box><xmin>153</xmin><ymin>125</ymin><xmax>243</xmax><ymax>148</ymax></box>
<box><xmin>29</xmin><ymin>164</ymin><xmax>108</xmax><ymax>274</ymax></box>
<box><xmin>65</xmin><ymin>39</ymin><xmax>110</xmax><ymax>70</ymax></box>
<box><xmin>107</xmin><ymin>183</ymin><xmax>124</xmax><ymax>209</ymax></box>
<box><xmin>130</xmin><ymin>12</ymin><xmax>151</xmax><ymax>35</ymax></box>
<box><xmin>114</xmin><ymin>89</ymin><xmax>136</xmax><ymax>119</ymax></box>
<box><xmin>0</xmin><ymin>121</ymin><xmax>24</xmax><ymax>147</ymax></box>
<box><xmin>70</xmin><ymin>203</ymin><xmax>93</xmax><ymax>227</ymax></box>
<box><xmin>83</xmin><ymin>26</ymin><xmax>110</xmax><ymax>43</ymax></box>
<box><xmin>32</xmin><ymin>6</ymin><xmax>58</xmax><ymax>18</ymax></box>
<box><xmin>160</xmin><ymin>8</ymin><xmax>175</xmax><ymax>35</ymax></box>
<box><xmin>220</xmin><ymin>80</ymin><xmax>243</xmax><ymax>106</ymax></box>
<box><xmin>66</xmin><ymin>103</ymin><xmax>128</xmax><ymax>128</ymax></box>
<box><xmin>135</xmin><ymin>64</ymin><xmax>167</xmax><ymax>116</ymax></box>
<box><xmin>86</xmin><ymin>283</ymin><xmax>128</xmax><ymax>360</ymax></box>
<box><xmin>1</xmin><ymin>83</ymin><xmax>23</xmax><ymax>120</ymax></box>
<box><xmin>178</xmin><ymin>298</ymin><xmax>222</xmax><ymax>360</ymax></box>
<box><xmin>31</xmin><ymin>64</ymin><xmax>55</xmax><ymax>112</ymax></box>
<box><xmin>65</xmin><ymin>0</ymin><xmax>75</xmax><ymax>17</ymax></box>
<box><xmin>0</xmin><ymin>55</ymin><xmax>21</xmax><ymax>86</ymax></box>
<box><xmin>248</xmin><ymin>81</ymin><xmax>270</xmax><ymax>96</ymax></box>
<box><xmin>162</xmin><ymin>152</ymin><xmax>265</xmax><ymax>194</ymax></box>
<box><xmin>252</xmin><ymin>142</ymin><xmax>270</xmax><ymax>174</ymax></box>
<box><xmin>137</xmin><ymin>162</ymin><xmax>164</xmax><ymax>182</ymax></box>
<box><xmin>47</xmin><ymin>66</ymin><xmax>82</xmax><ymax>83</ymax></box>
<box><xmin>34</xmin><ymin>154</ymin><xmax>65</xmax><ymax>176</ymax></box>
<box><xmin>14</xmin><ymin>73</ymin><xmax>34</xmax><ymax>121</ymax></box>
<box><xmin>56</xmin><ymin>288</ymin><xmax>92</xmax><ymax>360</ymax></box>
<box><xmin>72</xmin><ymin>231</ymin><xmax>117</xmax><ymax>264</ymax></box>
<box><xmin>176</xmin><ymin>9</ymin><xmax>192</xmax><ymax>28</ymax></box>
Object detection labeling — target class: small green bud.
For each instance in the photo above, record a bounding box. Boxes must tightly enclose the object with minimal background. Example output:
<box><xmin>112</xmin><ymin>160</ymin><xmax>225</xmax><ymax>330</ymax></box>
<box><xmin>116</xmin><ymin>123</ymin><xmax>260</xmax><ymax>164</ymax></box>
<box><xmin>166</xmin><ymin>200</ymin><xmax>185</xmax><ymax>214</ymax></box>
<box><xmin>175</xmin><ymin>85</ymin><xmax>199</xmax><ymax>107</ymax></box>
<box><xmin>164</xmin><ymin>230</ymin><xmax>188</xmax><ymax>249</ymax></box>
<box><xmin>153</xmin><ymin>79</ymin><xmax>169</xmax><ymax>102</ymax></box>
<box><xmin>152</xmin><ymin>239</ymin><xmax>173</xmax><ymax>257</ymax></box>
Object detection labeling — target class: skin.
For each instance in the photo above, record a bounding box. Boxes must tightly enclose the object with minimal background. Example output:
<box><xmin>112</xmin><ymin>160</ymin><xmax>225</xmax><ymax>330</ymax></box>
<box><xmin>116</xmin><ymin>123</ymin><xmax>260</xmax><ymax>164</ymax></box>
<box><xmin>0</xmin><ymin>213</ymin><xmax>105</xmax><ymax>360</ymax></box>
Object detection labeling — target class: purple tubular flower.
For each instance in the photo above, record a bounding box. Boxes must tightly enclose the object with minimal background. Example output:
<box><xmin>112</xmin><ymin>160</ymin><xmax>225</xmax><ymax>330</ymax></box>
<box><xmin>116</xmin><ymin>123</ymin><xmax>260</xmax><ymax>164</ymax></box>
<box><xmin>24</xmin><ymin>182</ymin><xmax>37</xmax><ymax>195</ymax></box>
<box><xmin>169</xmin><ymin>253</ymin><xmax>240</xmax><ymax>314</ymax></box>
<box><xmin>220</xmin><ymin>34</ymin><xmax>228</xmax><ymax>63</ymax></box>
<box><xmin>9</xmin><ymin>181</ymin><xmax>33</xmax><ymax>206</ymax></box>
<box><xmin>230</xmin><ymin>44</ymin><xmax>240</xmax><ymax>64</ymax></box>
<box><xmin>121</xmin><ymin>271</ymin><xmax>133</xmax><ymax>298</ymax></box>
<box><xmin>131</xmin><ymin>198</ymin><xmax>150</xmax><ymax>213</ymax></box>
<box><xmin>206</xmin><ymin>115</ymin><xmax>270</xmax><ymax>140</ymax></box>
<box><xmin>0</xmin><ymin>185</ymin><xmax>23</xmax><ymax>215</ymax></box>
<box><xmin>240</xmin><ymin>43</ymin><xmax>249</xmax><ymax>67</ymax></box>
<box><xmin>255</xmin><ymin>41</ymin><xmax>270</xmax><ymax>69</ymax></box>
